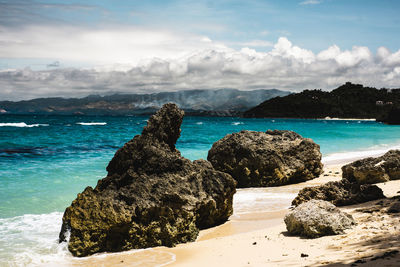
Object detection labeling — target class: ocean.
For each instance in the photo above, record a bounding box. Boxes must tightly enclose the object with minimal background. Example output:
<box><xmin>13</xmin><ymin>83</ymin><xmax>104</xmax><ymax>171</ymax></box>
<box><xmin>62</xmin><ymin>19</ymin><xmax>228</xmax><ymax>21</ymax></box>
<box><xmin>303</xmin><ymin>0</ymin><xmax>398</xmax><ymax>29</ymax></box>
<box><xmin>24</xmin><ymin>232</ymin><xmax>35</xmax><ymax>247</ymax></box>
<box><xmin>1</xmin><ymin>114</ymin><xmax>400</xmax><ymax>266</ymax></box>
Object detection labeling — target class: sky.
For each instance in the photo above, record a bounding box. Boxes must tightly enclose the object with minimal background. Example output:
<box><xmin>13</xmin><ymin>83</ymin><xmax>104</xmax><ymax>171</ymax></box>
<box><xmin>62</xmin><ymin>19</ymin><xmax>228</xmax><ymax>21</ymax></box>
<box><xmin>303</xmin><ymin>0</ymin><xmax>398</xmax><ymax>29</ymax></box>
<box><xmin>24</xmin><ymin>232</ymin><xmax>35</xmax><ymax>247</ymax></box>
<box><xmin>1</xmin><ymin>0</ymin><xmax>400</xmax><ymax>100</ymax></box>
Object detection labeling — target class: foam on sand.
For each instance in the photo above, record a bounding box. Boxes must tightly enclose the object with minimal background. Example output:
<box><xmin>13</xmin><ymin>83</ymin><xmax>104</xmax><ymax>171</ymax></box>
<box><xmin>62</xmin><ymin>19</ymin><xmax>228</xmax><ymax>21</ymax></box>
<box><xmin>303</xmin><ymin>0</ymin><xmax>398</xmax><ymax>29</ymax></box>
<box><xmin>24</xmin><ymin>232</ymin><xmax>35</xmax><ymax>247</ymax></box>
<box><xmin>76</xmin><ymin>122</ymin><xmax>107</xmax><ymax>126</ymax></box>
<box><xmin>233</xmin><ymin>188</ymin><xmax>297</xmax><ymax>215</ymax></box>
<box><xmin>0</xmin><ymin>122</ymin><xmax>49</xmax><ymax>127</ymax></box>
<box><xmin>323</xmin><ymin>143</ymin><xmax>400</xmax><ymax>165</ymax></box>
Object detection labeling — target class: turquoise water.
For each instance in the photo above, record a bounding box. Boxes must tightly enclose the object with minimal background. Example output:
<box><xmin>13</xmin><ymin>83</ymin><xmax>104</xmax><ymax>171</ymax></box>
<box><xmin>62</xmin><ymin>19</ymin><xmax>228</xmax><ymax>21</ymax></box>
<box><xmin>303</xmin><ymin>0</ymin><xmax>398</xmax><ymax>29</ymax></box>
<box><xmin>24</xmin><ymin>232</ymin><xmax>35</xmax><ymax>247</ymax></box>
<box><xmin>1</xmin><ymin>114</ymin><xmax>400</xmax><ymax>266</ymax></box>
<box><xmin>1</xmin><ymin>115</ymin><xmax>400</xmax><ymax>218</ymax></box>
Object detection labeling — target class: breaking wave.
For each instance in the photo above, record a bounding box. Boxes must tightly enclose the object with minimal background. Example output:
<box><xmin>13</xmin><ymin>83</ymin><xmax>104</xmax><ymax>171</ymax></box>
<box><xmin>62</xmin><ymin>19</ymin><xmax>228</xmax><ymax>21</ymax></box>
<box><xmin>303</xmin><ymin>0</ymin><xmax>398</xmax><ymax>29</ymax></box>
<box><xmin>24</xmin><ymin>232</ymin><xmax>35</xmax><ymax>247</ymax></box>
<box><xmin>76</xmin><ymin>122</ymin><xmax>107</xmax><ymax>126</ymax></box>
<box><xmin>0</xmin><ymin>122</ymin><xmax>49</xmax><ymax>127</ymax></box>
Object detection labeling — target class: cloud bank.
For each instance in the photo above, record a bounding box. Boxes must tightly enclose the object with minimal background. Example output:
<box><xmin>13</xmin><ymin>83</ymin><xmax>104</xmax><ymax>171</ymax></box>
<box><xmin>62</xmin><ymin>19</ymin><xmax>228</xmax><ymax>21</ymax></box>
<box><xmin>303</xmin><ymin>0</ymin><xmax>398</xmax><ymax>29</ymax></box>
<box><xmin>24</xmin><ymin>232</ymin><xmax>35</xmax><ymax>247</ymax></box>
<box><xmin>2</xmin><ymin>37</ymin><xmax>400</xmax><ymax>100</ymax></box>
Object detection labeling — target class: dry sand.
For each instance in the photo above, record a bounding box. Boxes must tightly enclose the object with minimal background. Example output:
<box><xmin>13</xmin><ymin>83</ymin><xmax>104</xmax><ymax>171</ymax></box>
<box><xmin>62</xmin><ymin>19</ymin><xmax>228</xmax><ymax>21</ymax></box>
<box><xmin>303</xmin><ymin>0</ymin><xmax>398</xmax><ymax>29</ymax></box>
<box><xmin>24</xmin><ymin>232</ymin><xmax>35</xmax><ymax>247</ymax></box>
<box><xmin>164</xmin><ymin>182</ymin><xmax>400</xmax><ymax>267</ymax></box>
<box><xmin>69</xmin><ymin>164</ymin><xmax>400</xmax><ymax>267</ymax></box>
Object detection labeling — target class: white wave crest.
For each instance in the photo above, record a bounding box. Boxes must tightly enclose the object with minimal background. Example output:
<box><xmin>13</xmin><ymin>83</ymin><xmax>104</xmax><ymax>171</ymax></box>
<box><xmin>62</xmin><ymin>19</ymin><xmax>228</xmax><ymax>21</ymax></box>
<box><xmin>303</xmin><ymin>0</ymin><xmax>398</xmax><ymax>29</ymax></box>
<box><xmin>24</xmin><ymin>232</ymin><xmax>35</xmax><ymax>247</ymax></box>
<box><xmin>231</xmin><ymin>122</ymin><xmax>243</xmax><ymax>125</ymax></box>
<box><xmin>196</xmin><ymin>122</ymin><xmax>203</xmax><ymax>125</ymax></box>
<box><xmin>0</xmin><ymin>122</ymin><xmax>49</xmax><ymax>127</ymax></box>
<box><xmin>76</xmin><ymin>122</ymin><xmax>107</xmax><ymax>126</ymax></box>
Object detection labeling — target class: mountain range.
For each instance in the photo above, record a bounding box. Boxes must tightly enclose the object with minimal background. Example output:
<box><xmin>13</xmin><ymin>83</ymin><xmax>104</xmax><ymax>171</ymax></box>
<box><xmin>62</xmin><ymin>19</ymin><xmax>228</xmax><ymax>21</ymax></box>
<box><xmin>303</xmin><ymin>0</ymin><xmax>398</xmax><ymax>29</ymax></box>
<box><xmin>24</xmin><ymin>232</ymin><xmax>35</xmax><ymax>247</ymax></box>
<box><xmin>0</xmin><ymin>88</ymin><xmax>290</xmax><ymax>116</ymax></box>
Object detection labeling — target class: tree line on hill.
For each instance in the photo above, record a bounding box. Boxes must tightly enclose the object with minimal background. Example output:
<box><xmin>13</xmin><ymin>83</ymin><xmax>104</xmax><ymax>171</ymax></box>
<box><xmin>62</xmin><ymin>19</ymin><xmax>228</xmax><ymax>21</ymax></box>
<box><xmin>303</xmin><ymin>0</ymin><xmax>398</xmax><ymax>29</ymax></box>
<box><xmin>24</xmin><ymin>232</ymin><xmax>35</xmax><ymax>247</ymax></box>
<box><xmin>243</xmin><ymin>82</ymin><xmax>400</xmax><ymax>124</ymax></box>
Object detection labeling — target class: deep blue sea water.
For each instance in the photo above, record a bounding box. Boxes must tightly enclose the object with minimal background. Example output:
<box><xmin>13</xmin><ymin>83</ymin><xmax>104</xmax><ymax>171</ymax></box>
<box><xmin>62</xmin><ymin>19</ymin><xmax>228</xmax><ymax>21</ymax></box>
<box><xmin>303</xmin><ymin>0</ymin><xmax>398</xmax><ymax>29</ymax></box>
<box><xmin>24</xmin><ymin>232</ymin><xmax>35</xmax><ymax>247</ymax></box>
<box><xmin>1</xmin><ymin>114</ymin><xmax>400</xmax><ymax>266</ymax></box>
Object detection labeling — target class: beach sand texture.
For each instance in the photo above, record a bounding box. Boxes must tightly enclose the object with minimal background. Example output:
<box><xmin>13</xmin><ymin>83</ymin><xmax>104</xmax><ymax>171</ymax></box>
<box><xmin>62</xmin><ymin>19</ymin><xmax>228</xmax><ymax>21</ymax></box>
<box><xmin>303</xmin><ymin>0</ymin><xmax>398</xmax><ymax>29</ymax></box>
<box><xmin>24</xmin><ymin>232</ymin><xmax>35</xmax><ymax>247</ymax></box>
<box><xmin>62</xmin><ymin>164</ymin><xmax>400</xmax><ymax>267</ymax></box>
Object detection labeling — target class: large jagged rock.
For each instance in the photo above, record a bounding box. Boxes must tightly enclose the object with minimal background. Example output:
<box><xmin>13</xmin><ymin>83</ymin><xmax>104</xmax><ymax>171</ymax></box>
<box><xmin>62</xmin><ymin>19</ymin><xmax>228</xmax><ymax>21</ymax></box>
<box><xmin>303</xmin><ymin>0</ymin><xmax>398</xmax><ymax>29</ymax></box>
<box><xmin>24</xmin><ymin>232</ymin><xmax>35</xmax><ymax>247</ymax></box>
<box><xmin>59</xmin><ymin>103</ymin><xmax>236</xmax><ymax>257</ymax></box>
<box><xmin>207</xmin><ymin>130</ymin><xmax>323</xmax><ymax>188</ymax></box>
<box><xmin>284</xmin><ymin>200</ymin><xmax>356</xmax><ymax>238</ymax></box>
<box><xmin>292</xmin><ymin>179</ymin><xmax>385</xmax><ymax>207</ymax></box>
<box><xmin>342</xmin><ymin>150</ymin><xmax>400</xmax><ymax>184</ymax></box>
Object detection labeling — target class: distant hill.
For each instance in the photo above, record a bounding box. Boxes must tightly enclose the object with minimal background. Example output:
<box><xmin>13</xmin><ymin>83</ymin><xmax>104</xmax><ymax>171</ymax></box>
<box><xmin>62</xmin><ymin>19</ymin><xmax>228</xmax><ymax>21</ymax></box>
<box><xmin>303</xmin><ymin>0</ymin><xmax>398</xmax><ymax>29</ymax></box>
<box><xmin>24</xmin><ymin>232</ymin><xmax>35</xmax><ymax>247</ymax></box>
<box><xmin>0</xmin><ymin>88</ymin><xmax>290</xmax><ymax>116</ymax></box>
<box><xmin>243</xmin><ymin>82</ymin><xmax>400</xmax><ymax>123</ymax></box>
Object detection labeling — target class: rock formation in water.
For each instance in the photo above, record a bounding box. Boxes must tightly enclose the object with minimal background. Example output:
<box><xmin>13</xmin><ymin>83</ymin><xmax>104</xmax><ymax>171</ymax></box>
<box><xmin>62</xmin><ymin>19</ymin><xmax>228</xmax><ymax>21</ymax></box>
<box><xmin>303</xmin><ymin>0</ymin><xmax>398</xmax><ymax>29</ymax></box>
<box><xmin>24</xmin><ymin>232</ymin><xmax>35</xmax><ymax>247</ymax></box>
<box><xmin>59</xmin><ymin>103</ymin><xmax>237</xmax><ymax>257</ymax></box>
<box><xmin>342</xmin><ymin>150</ymin><xmax>400</xmax><ymax>184</ymax></box>
<box><xmin>284</xmin><ymin>200</ymin><xmax>356</xmax><ymax>238</ymax></box>
<box><xmin>292</xmin><ymin>179</ymin><xmax>385</xmax><ymax>206</ymax></box>
<box><xmin>207</xmin><ymin>130</ymin><xmax>323</xmax><ymax>187</ymax></box>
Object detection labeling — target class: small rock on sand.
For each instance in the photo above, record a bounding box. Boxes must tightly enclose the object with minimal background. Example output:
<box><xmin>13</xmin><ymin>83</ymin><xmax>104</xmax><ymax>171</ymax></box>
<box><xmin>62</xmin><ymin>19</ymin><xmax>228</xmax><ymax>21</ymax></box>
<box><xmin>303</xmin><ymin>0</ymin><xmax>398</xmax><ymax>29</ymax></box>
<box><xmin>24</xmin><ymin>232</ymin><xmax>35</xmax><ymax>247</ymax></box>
<box><xmin>284</xmin><ymin>200</ymin><xmax>356</xmax><ymax>238</ymax></box>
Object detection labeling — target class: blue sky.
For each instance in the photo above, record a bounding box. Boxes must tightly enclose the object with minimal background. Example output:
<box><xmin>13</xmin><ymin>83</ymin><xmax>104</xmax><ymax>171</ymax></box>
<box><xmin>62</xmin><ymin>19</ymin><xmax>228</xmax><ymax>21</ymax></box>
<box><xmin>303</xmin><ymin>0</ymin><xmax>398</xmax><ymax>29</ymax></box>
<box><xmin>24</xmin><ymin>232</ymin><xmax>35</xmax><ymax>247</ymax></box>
<box><xmin>4</xmin><ymin>1</ymin><xmax>400</xmax><ymax>47</ymax></box>
<box><xmin>1</xmin><ymin>0</ymin><xmax>400</xmax><ymax>99</ymax></box>
<box><xmin>2</xmin><ymin>0</ymin><xmax>400</xmax><ymax>66</ymax></box>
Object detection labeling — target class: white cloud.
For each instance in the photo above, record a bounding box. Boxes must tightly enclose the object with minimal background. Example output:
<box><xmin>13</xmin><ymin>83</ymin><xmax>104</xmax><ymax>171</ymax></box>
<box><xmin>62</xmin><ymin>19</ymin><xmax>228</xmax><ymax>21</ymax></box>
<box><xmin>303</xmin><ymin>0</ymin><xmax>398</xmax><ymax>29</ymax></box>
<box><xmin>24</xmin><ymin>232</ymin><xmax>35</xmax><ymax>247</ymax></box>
<box><xmin>318</xmin><ymin>45</ymin><xmax>372</xmax><ymax>67</ymax></box>
<box><xmin>1</xmin><ymin>37</ymin><xmax>400</xmax><ymax>100</ymax></box>
<box><xmin>0</xmin><ymin>25</ymin><xmax>228</xmax><ymax>65</ymax></box>
<box><xmin>271</xmin><ymin>37</ymin><xmax>315</xmax><ymax>64</ymax></box>
<box><xmin>317</xmin><ymin>45</ymin><xmax>341</xmax><ymax>60</ymax></box>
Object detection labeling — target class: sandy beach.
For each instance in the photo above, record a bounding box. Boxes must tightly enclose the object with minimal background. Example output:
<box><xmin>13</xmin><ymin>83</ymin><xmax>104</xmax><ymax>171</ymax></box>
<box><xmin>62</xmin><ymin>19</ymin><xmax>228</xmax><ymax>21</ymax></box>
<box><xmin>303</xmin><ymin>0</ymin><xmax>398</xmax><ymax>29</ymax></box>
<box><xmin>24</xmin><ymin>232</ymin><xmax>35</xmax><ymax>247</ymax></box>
<box><xmin>62</xmin><ymin>161</ymin><xmax>400</xmax><ymax>267</ymax></box>
<box><xmin>3</xmin><ymin>1</ymin><xmax>400</xmax><ymax>265</ymax></box>
<box><xmin>164</xmin><ymin>182</ymin><xmax>400</xmax><ymax>267</ymax></box>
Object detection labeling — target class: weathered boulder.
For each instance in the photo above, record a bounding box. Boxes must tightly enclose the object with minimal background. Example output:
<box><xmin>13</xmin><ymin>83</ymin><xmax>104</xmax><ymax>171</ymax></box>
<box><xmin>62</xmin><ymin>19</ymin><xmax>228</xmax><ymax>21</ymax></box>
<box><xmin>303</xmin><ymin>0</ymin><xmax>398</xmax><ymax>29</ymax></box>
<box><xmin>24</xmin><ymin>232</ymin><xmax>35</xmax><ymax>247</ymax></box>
<box><xmin>292</xmin><ymin>179</ymin><xmax>385</xmax><ymax>206</ymax></box>
<box><xmin>342</xmin><ymin>150</ymin><xmax>400</xmax><ymax>184</ymax></box>
<box><xmin>207</xmin><ymin>130</ymin><xmax>323</xmax><ymax>187</ymax></box>
<box><xmin>284</xmin><ymin>200</ymin><xmax>356</xmax><ymax>238</ymax></box>
<box><xmin>59</xmin><ymin>103</ymin><xmax>236</xmax><ymax>257</ymax></box>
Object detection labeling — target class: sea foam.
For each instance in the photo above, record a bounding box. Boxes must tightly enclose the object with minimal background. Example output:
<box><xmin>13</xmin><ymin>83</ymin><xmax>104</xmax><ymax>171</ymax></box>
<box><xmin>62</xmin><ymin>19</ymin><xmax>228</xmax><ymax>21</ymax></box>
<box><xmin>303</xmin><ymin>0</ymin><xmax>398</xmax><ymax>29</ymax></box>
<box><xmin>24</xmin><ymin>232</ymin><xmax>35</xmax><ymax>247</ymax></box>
<box><xmin>0</xmin><ymin>212</ymin><xmax>176</xmax><ymax>267</ymax></box>
<box><xmin>0</xmin><ymin>122</ymin><xmax>49</xmax><ymax>127</ymax></box>
<box><xmin>233</xmin><ymin>188</ymin><xmax>296</xmax><ymax>215</ymax></box>
<box><xmin>0</xmin><ymin>212</ymin><xmax>69</xmax><ymax>267</ymax></box>
<box><xmin>322</xmin><ymin>143</ymin><xmax>400</xmax><ymax>165</ymax></box>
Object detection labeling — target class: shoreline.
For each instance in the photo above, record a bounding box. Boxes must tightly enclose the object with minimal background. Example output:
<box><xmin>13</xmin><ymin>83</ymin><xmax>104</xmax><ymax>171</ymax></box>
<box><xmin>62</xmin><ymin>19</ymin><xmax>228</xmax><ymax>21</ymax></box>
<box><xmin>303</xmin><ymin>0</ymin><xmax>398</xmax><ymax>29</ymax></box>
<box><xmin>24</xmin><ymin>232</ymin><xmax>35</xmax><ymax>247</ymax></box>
<box><xmin>322</xmin><ymin>144</ymin><xmax>400</xmax><ymax>166</ymax></box>
<box><xmin>163</xmin><ymin>166</ymin><xmax>400</xmax><ymax>267</ymax></box>
<box><xmin>3</xmin><ymin>111</ymin><xmax>400</xmax><ymax>267</ymax></box>
<box><xmin>6</xmin><ymin>151</ymin><xmax>400</xmax><ymax>267</ymax></box>
<box><xmin>67</xmin><ymin>162</ymin><xmax>400</xmax><ymax>267</ymax></box>
<box><xmin>317</xmin><ymin>117</ymin><xmax>376</xmax><ymax>121</ymax></box>
<box><xmin>71</xmin><ymin>165</ymin><xmax>343</xmax><ymax>267</ymax></box>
